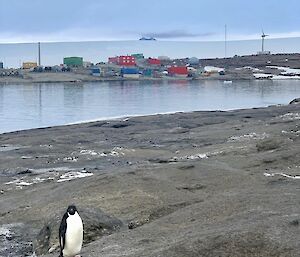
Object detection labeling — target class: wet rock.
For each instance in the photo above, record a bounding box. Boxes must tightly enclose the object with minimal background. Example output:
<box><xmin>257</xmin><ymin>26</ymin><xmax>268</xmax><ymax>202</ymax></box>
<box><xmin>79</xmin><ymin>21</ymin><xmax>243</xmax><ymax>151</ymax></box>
<box><xmin>33</xmin><ymin>207</ymin><xmax>124</xmax><ymax>256</ymax></box>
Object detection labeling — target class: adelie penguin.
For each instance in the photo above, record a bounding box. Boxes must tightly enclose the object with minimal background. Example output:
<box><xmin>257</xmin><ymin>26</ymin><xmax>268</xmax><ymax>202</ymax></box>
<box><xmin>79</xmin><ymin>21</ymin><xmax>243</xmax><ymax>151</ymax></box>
<box><xmin>59</xmin><ymin>205</ymin><xmax>83</xmax><ymax>257</ymax></box>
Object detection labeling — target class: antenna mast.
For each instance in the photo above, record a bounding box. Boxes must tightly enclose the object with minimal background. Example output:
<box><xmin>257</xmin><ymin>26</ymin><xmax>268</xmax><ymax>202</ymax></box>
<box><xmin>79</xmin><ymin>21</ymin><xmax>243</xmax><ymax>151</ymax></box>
<box><xmin>225</xmin><ymin>24</ymin><xmax>227</xmax><ymax>58</ymax></box>
<box><xmin>38</xmin><ymin>42</ymin><xmax>41</xmax><ymax>66</ymax></box>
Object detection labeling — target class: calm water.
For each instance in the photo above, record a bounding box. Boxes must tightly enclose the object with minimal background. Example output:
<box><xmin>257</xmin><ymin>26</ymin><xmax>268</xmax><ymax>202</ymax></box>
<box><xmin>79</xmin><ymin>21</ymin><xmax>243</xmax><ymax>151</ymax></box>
<box><xmin>0</xmin><ymin>80</ymin><xmax>299</xmax><ymax>134</ymax></box>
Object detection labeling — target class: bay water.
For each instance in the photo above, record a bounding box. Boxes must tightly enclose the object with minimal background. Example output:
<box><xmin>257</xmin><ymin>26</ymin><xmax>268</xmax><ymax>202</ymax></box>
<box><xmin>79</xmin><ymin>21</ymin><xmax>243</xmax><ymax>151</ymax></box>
<box><xmin>0</xmin><ymin>80</ymin><xmax>299</xmax><ymax>134</ymax></box>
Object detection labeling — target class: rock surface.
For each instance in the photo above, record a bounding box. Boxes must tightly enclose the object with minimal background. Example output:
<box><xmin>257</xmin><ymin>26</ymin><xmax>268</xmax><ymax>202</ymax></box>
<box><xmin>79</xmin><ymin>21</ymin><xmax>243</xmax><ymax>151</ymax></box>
<box><xmin>0</xmin><ymin>100</ymin><xmax>300</xmax><ymax>256</ymax></box>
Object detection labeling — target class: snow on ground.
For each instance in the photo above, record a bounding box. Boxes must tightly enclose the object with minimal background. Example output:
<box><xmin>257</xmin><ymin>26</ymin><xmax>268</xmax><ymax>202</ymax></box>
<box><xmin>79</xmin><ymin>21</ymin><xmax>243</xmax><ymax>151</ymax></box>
<box><xmin>253</xmin><ymin>73</ymin><xmax>273</xmax><ymax>79</ymax></box>
<box><xmin>204</xmin><ymin>66</ymin><xmax>224</xmax><ymax>72</ymax></box>
<box><xmin>271</xmin><ymin>75</ymin><xmax>300</xmax><ymax>80</ymax></box>
<box><xmin>57</xmin><ymin>171</ymin><xmax>94</xmax><ymax>182</ymax></box>
<box><xmin>264</xmin><ymin>172</ymin><xmax>300</xmax><ymax>179</ymax></box>
<box><xmin>235</xmin><ymin>66</ymin><xmax>262</xmax><ymax>72</ymax></box>
<box><xmin>267</xmin><ymin>66</ymin><xmax>300</xmax><ymax>75</ymax></box>
<box><xmin>228</xmin><ymin>132</ymin><xmax>269</xmax><ymax>142</ymax></box>
<box><xmin>279</xmin><ymin>113</ymin><xmax>300</xmax><ymax>121</ymax></box>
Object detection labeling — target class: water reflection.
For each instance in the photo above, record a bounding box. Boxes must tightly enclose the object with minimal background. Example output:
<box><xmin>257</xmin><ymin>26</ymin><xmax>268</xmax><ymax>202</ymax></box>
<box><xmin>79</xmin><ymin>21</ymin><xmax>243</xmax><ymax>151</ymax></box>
<box><xmin>0</xmin><ymin>80</ymin><xmax>299</xmax><ymax>133</ymax></box>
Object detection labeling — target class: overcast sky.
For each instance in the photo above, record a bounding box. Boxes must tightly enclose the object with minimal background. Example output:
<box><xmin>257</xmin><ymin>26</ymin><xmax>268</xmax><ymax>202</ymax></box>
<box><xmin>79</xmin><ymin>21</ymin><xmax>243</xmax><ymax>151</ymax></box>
<box><xmin>0</xmin><ymin>0</ymin><xmax>299</xmax><ymax>43</ymax></box>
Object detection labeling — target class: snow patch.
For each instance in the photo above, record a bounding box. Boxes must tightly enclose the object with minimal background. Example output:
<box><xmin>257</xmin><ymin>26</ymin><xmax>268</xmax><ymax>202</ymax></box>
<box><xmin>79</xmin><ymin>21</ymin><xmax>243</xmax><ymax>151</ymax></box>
<box><xmin>204</xmin><ymin>66</ymin><xmax>224</xmax><ymax>73</ymax></box>
<box><xmin>264</xmin><ymin>172</ymin><xmax>300</xmax><ymax>179</ymax></box>
<box><xmin>267</xmin><ymin>66</ymin><xmax>300</xmax><ymax>75</ymax></box>
<box><xmin>228</xmin><ymin>132</ymin><xmax>269</xmax><ymax>142</ymax></box>
<box><xmin>279</xmin><ymin>113</ymin><xmax>300</xmax><ymax>121</ymax></box>
<box><xmin>57</xmin><ymin>171</ymin><xmax>94</xmax><ymax>183</ymax></box>
<box><xmin>253</xmin><ymin>73</ymin><xmax>273</xmax><ymax>79</ymax></box>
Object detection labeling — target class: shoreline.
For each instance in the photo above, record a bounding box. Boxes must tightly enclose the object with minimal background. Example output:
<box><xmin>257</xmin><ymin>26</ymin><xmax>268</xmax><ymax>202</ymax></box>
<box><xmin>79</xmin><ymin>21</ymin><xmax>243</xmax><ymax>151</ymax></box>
<box><xmin>0</xmin><ymin>103</ymin><xmax>287</xmax><ymax>136</ymax></box>
<box><xmin>0</xmin><ymin>100</ymin><xmax>300</xmax><ymax>256</ymax></box>
<box><xmin>0</xmin><ymin>73</ymin><xmax>255</xmax><ymax>84</ymax></box>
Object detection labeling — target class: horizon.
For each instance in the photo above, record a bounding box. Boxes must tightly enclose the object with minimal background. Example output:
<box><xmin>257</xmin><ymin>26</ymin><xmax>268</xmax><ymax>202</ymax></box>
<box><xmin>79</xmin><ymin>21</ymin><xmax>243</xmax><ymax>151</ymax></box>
<box><xmin>0</xmin><ymin>0</ymin><xmax>300</xmax><ymax>43</ymax></box>
<box><xmin>1</xmin><ymin>35</ymin><xmax>300</xmax><ymax>46</ymax></box>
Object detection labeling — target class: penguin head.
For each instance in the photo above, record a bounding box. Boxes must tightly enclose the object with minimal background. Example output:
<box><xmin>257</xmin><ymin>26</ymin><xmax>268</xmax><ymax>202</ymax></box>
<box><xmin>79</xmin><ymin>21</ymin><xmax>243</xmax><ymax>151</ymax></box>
<box><xmin>67</xmin><ymin>205</ymin><xmax>77</xmax><ymax>216</ymax></box>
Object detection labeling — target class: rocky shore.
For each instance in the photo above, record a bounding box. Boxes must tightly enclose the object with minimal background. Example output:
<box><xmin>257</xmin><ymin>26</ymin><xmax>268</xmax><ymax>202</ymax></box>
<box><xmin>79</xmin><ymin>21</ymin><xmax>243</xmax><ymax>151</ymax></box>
<box><xmin>0</xmin><ymin>100</ymin><xmax>300</xmax><ymax>256</ymax></box>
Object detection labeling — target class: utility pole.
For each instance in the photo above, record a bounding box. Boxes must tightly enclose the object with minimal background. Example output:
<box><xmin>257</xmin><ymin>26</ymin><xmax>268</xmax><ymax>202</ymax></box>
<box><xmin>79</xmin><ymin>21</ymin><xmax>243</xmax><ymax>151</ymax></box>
<box><xmin>38</xmin><ymin>42</ymin><xmax>41</xmax><ymax>66</ymax></box>
<box><xmin>225</xmin><ymin>24</ymin><xmax>227</xmax><ymax>58</ymax></box>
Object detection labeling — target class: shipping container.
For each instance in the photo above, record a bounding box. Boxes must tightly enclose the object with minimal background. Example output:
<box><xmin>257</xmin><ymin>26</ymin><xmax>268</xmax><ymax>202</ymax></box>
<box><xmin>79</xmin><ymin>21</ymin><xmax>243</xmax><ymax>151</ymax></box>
<box><xmin>148</xmin><ymin>58</ymin><xmax>161</xmax><ymax>65</ymax></box>
<box><xmin>22</xmin><ymin>62</ymin><xmax>38</xmax><ymax>69</ymax></box>
<box><xmin>121</xmin><ymin>68</ymin><xmax>139</xmax><ymax>75</ymax></box>
<box><xmin>63</xmin><ymin>57</ymin><xmax>83</xmax><ymax>67</ymax></box>
<box><xmin>91</xmin><ymin>67</ymin><xmax>101</xmax><ymax>76</ymax></box>
<box><xmin>168</xmin><ymin>66</ymin><xmax>188</xmax><ymax>77</ymax></box>
<box><xmin>123</xmin><ymin>74</ymin><xmax>140</xmax><ymax>79</ymax></box>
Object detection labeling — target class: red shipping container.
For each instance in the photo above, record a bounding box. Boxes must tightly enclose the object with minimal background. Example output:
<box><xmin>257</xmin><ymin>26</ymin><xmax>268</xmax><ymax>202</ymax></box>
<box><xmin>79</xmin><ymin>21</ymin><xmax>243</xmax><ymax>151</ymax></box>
<box><xmin>148</xmin><ymin>58</ymin><xmax>161</xmax><ymax>65</ymax></box>
<box><xmin>168</xmin><ymin>66</ymin><xmax>188</xmax><ymax>75</ymax></box>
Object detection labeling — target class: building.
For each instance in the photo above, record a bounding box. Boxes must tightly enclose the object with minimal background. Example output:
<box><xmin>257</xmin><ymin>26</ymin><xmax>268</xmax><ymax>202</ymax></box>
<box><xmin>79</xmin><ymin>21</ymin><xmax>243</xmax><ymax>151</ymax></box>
<box><xmin>168</xmin><ymin>66</ymin><xmax>188</xmax><ymax>77</ymax></box>
<box><xmin>158</xmin><ymin>56</ymin><xmax>171</xmax><ymax>61</ymax></box>
<box><xmin>0</xmin><ymin>62</ymin><xmax>3</xmax><ymax>69</ymax></box>
<box><xmin>108</xmin><ymin>57</ymin><xmax>118</xmax><ymax>64</ymax></box>
<box><xmin>117</xmin><ymin>56</ymin><xmax>136</xmax><ymax>66</ymax></box>
<box><xmin>121</xmin><ymin>68</ymin><xmax>140</xmax><ymax>78</ymax></box>
<box><xmin>147</xmin><ymin>58</ymin><xmax>161</xmax><ymax>66</ymax></box>
<box><xmin>22</xmin><ymin>62</ymin><xmax>38</xmax><ymax>69</ymax></box>
<box><xmin>131</xmin><ymin>53</ymin><xmax>144</xmax><ymax>60</ymax></box>
<box><xmin>143</xmin><ymin>69</ymin><xmax>153</xmax><ymax>77</ymax></box>
<box><xmin>63</xmin><ymin>57</ymin><xmax>83</xmax><ymax>67</ymax></box>
<box><xmin>108</xmin><ymin>56</ymin><xmax>136</xmax><ymax>66</ymax></box>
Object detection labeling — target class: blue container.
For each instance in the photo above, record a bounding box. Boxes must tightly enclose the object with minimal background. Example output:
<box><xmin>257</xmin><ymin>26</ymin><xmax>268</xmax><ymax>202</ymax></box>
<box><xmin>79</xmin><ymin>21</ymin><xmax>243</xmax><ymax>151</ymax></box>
<box><xmin>121</xmin><ymin>68</ymin><xmax>139</xmax><ymax>75</ymax></box>
<box><xmin>91</xmin><ymin>67</ymin><xmax>101</xmax><ymax>76</ymax></box>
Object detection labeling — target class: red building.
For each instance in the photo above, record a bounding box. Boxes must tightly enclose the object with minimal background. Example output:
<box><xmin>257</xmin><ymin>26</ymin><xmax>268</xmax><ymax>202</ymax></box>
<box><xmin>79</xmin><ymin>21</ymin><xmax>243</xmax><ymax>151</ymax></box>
<box><xmin>147</xmin><ymin>58</ymin><xmax>161</xmax><ymax>65</ymax></box>
<box><xmin>108</xmin><ymin>56</ymin><xmax>136</xmax><ymax>66</ymax></box>
<box><xmin>168</xmin><ymin>66</ymin><xmax>188</xmax><ymax>77</ymax></box>
<box><xmin>108</xmin><ymin>57</ymin><xmax>118</xmax><ymax>64</ymax></box>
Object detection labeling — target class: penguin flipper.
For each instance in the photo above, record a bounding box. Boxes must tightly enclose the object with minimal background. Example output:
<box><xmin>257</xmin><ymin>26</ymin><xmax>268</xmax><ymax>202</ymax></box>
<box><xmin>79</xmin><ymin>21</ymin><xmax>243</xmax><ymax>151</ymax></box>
<box><xmin>59</xmin><ymin>212</ymin><xmax>68</xmax><ymax>253</ymax></box>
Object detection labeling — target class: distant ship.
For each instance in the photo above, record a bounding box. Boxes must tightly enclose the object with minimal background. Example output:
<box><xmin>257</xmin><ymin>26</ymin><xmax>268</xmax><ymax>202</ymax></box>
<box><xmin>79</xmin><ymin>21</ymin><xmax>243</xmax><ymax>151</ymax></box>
<box><xmin>139</xmin><ymin>37</ymin><xmax>157</xmax><ymax>41</ymax></box>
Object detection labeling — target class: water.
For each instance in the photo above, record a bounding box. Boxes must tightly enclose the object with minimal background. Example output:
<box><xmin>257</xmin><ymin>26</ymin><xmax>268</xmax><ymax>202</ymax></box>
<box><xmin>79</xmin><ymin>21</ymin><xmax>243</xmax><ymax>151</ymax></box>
<box><xmin>0</xmin><ymin>80</ymin><xmax>299</xmax><ymax>134</ymax></box>
<box><xmin>1</xmin><ymin>37</ymin><xmax>300</xmax><ymax>68</ymax></box>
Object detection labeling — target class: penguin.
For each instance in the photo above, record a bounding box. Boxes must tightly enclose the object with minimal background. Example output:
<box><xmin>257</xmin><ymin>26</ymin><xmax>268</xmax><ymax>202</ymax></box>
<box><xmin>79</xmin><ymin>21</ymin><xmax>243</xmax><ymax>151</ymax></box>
<box><xmin>59</xmin><ymin>205</ymin><xmax>83</xmax><ymax>257</ymax></box>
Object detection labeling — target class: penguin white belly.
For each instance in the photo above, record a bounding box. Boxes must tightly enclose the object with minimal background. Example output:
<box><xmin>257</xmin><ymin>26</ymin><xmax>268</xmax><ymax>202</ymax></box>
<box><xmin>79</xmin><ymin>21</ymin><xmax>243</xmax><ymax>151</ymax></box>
<box><xmin>63</xmin><ymin>213</ymin><xmax>83</xmax><ymax>257</ymax></box>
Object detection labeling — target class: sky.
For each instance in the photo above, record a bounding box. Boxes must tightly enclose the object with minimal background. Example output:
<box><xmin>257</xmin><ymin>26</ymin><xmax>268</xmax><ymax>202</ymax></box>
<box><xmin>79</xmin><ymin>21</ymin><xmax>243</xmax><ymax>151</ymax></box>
<box><xmin>0</xmin><ymin>0</ymin><xmax>300</xmax><ymax>43</ymax></box>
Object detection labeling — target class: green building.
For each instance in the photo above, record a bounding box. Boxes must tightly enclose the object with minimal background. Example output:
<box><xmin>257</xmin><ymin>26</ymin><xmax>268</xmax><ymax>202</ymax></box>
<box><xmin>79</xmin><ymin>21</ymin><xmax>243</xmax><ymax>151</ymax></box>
<box><xmin>63</xmin><ymin>57</ymin><xmax>83</xmax><ymax>67</ymax></box>
<box><xmin>131</xmin><ymin>53</ymin><xmax>144</xmax><ymax>60</ymax></box>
